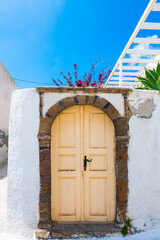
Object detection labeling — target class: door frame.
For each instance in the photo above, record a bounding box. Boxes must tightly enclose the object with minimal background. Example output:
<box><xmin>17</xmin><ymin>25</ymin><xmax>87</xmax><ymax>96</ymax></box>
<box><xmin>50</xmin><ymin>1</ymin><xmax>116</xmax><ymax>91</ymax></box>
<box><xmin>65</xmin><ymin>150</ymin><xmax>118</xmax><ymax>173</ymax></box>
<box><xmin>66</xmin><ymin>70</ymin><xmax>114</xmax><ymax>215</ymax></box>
<box><xmin>37</xmin><ymin>91</ymin><xmax>130</xmax><ymax>229</ymax></box>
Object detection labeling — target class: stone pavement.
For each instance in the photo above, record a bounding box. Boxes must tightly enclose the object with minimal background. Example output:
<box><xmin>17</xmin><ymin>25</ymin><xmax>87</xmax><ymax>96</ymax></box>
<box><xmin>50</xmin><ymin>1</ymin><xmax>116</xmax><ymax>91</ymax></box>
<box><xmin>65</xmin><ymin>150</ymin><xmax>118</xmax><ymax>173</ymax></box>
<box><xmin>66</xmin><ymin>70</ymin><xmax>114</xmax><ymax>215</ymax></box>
<box><xmin>36</xmin><ymin>222</ymin><xmax>121</xmax><ymax>239</ymax></box>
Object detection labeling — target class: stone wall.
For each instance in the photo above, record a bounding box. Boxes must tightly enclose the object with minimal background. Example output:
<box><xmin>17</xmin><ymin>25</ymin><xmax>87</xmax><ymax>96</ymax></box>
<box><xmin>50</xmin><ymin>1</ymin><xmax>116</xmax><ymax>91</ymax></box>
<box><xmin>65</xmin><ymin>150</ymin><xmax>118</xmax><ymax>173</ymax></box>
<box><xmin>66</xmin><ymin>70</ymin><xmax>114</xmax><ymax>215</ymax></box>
<box><xmin>0</xmin><ymin>130</ymin><xmax>8</xmax><ymax>167</ymax></box>
<box><xmin>0</xmin><ymin>62</ymin><xmax>17</xmax><ymax>167</ymax></box>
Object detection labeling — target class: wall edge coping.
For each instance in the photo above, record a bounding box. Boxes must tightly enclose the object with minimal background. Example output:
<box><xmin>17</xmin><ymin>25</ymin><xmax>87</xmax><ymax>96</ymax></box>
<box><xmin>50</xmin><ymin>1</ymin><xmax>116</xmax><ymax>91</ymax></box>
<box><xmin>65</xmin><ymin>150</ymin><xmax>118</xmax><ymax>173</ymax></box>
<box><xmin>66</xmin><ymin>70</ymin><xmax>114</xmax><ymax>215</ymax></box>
<box><xmin>36</xmin><ymin>87</ymin><xmax>132</xmax><ymax>95</ymax></box>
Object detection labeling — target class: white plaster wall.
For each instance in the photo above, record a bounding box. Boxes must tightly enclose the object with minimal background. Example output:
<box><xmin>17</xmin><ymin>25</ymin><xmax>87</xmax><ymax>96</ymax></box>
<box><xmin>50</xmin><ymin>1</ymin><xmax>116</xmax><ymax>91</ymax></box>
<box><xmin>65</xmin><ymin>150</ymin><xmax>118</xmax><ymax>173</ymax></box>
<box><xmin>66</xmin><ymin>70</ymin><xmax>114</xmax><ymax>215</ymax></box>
<box><xmin>7</xmin><ymin>89</ymin><xmax>39</xmax><ymax>239</ymax></box>
<box><xmin>0</xmin><ymin>62</ymin><xmax>17</xmax><ymax>130</ymax></box>
<box><xmin>0</xmin><ymin>62</ymin><xmax>17</xmax><ymax>166</ymax></box>
<box><xmin>128</xmin><ymin>90</ymin><xmax>160</xmax><ymax>230</ymax></box>
<box><xmin>43</xmin><ymin>92</ymin><xmax>125</xmax><ymax>117</ymax></box>
<box><xmin>8</xmin><ymin>88</ymin><xmax>160</xmax><ymax>235</ymax></box>
<box><xmin>6</xmin><ymin>89</ymin><xmax>125</xmax><ymax>238</ymax></box>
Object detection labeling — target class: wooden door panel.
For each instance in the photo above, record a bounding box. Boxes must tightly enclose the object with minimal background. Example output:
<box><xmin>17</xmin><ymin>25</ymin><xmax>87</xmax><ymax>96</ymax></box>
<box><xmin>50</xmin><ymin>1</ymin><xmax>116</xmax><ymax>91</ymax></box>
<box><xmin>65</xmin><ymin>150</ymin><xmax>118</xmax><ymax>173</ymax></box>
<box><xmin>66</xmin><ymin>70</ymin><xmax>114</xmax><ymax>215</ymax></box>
<box><xmin>84</xmin><ymin>105</ymin><xmax>115</xmax><ymax>222</ymax></box>
<box><xmin>51</xmin><ymin>105</ymin><xmax>115</xmax><ymax>222</ymax></box>
<box><xmin>89</xmin><ymin>154</ymin><xmax>107</xmax><ymax>171</ymax></box>
<box><xmin>51</xmin><ymin>106</ymin><xmax>81</xmax><ymax>221</ymax></box>
<box><xmin>59</xmin><ymin>177</ymin><xmax>76</xmax><ymax>216</ymax></box>
<box><xmin>59</xmin><ymin>112</ymin><xmax>76</xmax><ymax>148</ymax></box>
<box><xmin>89</xmin><ymin>112</ymin><xmax>106</xmax><ymax>148</ymax></box>
<box><xmin>58</xmin><ymin>154</ymin><xmax>76</xmax><ymax>171</ymax></box>
<box><xmin>89</xmin><ymin>177</ymin><xmax>107</xmax><ymax>216</ymax></box>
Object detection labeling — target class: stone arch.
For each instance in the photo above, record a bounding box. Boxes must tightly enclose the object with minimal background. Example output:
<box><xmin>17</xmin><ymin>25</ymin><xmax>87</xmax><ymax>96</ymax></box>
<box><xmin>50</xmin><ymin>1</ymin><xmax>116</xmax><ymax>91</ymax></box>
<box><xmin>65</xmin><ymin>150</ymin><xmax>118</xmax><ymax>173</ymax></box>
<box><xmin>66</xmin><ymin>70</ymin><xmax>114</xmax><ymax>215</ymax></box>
<box><xmin>39</xmin><ymin>95</ymin><xmax>126</xmax><ymax>135</ymax></box>
<box><xmin>38</xmin><ymin>94</ymin><xmax>129</xmax><ymax>229</ymax></box>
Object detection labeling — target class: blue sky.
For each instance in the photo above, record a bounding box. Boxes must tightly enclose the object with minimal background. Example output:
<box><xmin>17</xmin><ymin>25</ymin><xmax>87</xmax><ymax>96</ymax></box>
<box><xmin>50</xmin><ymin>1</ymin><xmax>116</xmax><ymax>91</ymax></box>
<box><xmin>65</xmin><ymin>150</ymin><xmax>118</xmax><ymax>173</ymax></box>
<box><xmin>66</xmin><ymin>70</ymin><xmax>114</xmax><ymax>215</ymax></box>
<box><xmin>0</xmin><ymin>0</ymin><xmax>156</xmax><ymax>89</ymax></box>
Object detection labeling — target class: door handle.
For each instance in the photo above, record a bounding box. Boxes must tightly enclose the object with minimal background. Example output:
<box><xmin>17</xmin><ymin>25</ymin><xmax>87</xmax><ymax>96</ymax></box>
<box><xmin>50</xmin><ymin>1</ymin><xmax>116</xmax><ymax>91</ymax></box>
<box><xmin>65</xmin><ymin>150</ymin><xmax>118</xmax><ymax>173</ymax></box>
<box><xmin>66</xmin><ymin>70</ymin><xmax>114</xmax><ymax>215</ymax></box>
<box><xmin>84</xmin><ymin>155</ymin><xmax>92</xmax><ymax>171</ymax></box>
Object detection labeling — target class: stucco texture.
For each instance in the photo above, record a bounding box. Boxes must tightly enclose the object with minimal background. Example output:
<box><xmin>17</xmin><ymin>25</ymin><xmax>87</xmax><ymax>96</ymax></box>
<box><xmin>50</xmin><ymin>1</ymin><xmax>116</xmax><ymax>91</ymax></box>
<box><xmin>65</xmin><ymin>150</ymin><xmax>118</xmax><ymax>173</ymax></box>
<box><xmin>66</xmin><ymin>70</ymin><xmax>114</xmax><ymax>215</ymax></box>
<box><xmin>42</xmin><ymin>92</ymin><xmax>125</xmax><ymax>117</ymax></box>
<box><xmin>6</xmin><ymin>88</ymin><xmax>160</xmax><ymax>237</ymax></box>
<box><xmin>0</xmin><ymin>62</ymin><xmax>17</xmax><ymax>166</ymax></box>
<box><xmin>7</xmin><ymin>89</ymin><xmax>40</xmax><ymax>238</ymax></box>
<box><xmin>0</xmin><ymin>62</ymin><xmax>17</xmax><ymax>131</ymax></box>
<box><xmin>128</xmin><ymin>90</ymin><xmax>160</xmax><ymax>230</ymax></box>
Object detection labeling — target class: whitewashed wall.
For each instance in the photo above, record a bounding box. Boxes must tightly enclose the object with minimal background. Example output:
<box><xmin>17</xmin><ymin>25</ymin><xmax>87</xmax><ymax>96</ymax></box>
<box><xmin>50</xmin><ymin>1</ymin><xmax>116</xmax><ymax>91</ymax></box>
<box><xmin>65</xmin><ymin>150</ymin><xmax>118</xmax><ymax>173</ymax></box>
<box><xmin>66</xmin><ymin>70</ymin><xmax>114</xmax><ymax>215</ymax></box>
<box><xmin>42</xmin><ymin>92</ymin><xmax>124</xmax><ymax>116</ymax></box>
<box><xmin>7</xmin><ymin>89</ymin><xmax>39</xmax><ymax>238</ymax></box>
<box><xmin>7</xmin><ymin>90</ymin><xmax>125</xmax><ymax>238</ymax></box>
<box><xmin>0</xmin><ymin>62</ymin><xmax>17</xmax><ymax>166</ymax></box>
<box><xmin>128</xmin><ymin>90</ymin><xmax>160</xmax><ymax>231</ymax></box>
<box><xmin>7</xmin><ymin>88</ymin><xmax>160</xmax><ymax>238</ymax></box>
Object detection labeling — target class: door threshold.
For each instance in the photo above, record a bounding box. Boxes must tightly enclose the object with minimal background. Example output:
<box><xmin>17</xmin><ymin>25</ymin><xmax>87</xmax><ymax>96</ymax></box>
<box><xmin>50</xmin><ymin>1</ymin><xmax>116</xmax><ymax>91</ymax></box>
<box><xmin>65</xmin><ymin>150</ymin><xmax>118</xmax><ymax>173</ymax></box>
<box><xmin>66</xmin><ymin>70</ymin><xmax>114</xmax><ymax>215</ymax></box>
<box><xmin>51</xmin><ymin>222</ymin><xmax>120</xmax><ymax>239</ymax></box>
<box><xmin>53</xmin><ymin>221</ymin><xmax>115</xmax><ymax>224</ymax></box>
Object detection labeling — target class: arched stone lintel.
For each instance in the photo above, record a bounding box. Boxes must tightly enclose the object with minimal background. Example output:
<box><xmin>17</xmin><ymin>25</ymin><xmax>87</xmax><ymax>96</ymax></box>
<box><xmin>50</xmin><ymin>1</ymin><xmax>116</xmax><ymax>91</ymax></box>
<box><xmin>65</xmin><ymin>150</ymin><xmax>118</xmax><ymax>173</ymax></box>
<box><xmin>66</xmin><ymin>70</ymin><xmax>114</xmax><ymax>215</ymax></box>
<box><xmin>39</xmin><ymin>95</ymin><xmax>128</xmax><ymax>137</ymax></box>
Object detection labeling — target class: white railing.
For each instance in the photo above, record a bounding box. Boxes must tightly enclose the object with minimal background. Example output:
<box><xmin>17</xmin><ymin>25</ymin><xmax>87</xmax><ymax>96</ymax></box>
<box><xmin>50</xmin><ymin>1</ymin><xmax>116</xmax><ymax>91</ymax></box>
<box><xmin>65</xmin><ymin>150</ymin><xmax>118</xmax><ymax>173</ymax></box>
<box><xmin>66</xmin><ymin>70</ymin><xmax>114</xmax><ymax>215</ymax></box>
<box><xmin>104</xmin><ymin>0</ymin><xmax>160</xmax><ymax>88</ymax></box>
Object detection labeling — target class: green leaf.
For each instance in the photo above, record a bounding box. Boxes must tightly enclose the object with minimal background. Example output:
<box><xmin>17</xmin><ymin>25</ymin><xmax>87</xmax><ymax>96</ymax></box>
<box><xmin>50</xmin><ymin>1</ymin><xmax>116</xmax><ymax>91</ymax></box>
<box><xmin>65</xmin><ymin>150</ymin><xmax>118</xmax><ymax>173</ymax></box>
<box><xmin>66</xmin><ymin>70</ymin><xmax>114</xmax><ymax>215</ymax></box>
<box><xmin>134</xmin><ymin>87</ymin><xmax>146</xmax><ymax>89</ymax></box>
<box><xmin>145</xmin><ymin>69</ymin><xmax>159</xmax><ymax>89</ymax></box>
<box><xmin>134</xmin><ymin>63</ymin><xmax>160</xmax><ymax>91</ymax></box>
<box><xmin>157</xmin><ymin>76</ymin><xmax>160</xmax><ymax>87</ymax></box>
<box><xmin>121</xmin><ymin>225</ymin><xmax>128</xmax><ymax>236</ymax></box>
<box><xmin>137</xmin><ymin>76</ymin><xmax>147</xmax><ymax>81</ymax></box>
<box><xmin>137</xmin><ymin>76</ymin><xmax>148</xmax><ymax>82</ymax></box>
<box><xmin>148</xmin><ymin>69</ymin><xmax>159</xmax><ymax>81</ymax></box>
<box><xmin>137</xmin><ymin>77</ymin><xmax>155</xmax><ymax>89</ymax></box>
<box><xmin>137</xmin><ymin>80</ymin><xmax>155</xmax><ymax>90</ymax></box>
<box><xmin>125</xmin><ymin>218</ymin><xmax>132</xmax><ymax>227</ymax></box>
<box><xmin>145</xmin><ymin>69</ymin><xmax>158</xmax><ymax>82</ymax></box>
<box><xmin>156</xmin><ymin>62</ymin><xmax>160</xmax><ymax>75</ymax></box>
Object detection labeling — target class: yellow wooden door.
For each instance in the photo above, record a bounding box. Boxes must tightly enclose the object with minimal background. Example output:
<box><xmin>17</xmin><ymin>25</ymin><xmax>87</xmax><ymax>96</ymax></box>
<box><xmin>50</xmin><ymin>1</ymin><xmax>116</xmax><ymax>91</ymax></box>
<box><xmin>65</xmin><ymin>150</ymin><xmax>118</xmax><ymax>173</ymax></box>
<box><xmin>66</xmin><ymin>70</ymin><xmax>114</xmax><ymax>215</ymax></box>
<box><xmin>51</xmin><ymin>105</ymin><xmax>115</xmax><ymax>222</ymax></box>
<box><xmin>83</xmin><ymin>106</ymin><xmax>115</xmax><ymax>221</ymax></box>
<box><xmin>51</xmin><ymin>106</ymin><xmax>82</xmax><ymax>221</ymax></box>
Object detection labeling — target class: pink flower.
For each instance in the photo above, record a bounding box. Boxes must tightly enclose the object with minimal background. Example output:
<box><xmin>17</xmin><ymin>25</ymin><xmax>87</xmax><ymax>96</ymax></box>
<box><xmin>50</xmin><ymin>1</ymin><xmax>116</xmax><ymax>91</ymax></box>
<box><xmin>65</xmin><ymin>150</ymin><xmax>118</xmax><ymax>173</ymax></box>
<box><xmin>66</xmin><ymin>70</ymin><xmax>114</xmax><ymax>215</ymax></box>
<box><xmin>76</xmin><ymin>80</ymin><xmax>83</xmax><ymax>87</ymax></box>
<box><xmin>91</xmin><ymin>81</ymin><xmax>97</xmax><ymax>87</ymax></box>
<box><xmin>51</xmin><ymin>62</ymin><xmax>111</xmax><ymax>88</ymax></box>
<box><xmin>98</xmin><ymin>73</ymin><xmax>103</xmax><ymax>82</ymax></box>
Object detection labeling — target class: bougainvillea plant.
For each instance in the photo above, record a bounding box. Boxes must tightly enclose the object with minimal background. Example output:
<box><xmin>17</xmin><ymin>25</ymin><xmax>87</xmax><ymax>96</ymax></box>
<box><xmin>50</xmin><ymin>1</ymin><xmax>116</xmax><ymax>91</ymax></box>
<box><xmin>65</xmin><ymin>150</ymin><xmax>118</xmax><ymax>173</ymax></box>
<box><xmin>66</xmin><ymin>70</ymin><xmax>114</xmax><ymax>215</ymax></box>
<box><xmin>52</xmin><ymin>62</ymin><xmax>111</xmax><ymax>88</ymax></box>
